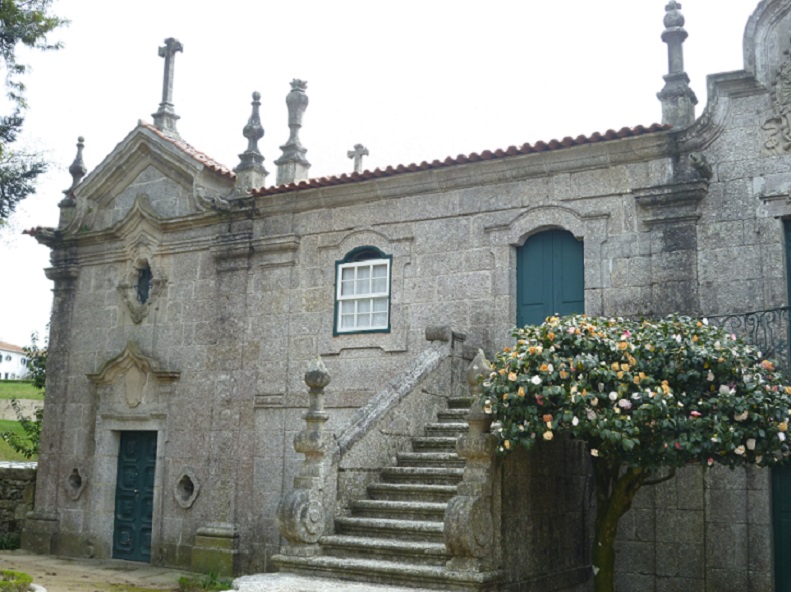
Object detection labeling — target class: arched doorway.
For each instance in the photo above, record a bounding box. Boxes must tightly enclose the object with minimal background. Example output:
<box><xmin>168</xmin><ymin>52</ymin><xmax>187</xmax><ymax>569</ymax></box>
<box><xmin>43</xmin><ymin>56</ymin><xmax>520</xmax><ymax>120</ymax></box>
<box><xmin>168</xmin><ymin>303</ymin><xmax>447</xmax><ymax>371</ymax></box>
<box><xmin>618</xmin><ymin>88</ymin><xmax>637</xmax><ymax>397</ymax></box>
<box><xmin>516</xmin><ymin>229</ymin><xmax>584</xmax><ymax>327</ymax></box>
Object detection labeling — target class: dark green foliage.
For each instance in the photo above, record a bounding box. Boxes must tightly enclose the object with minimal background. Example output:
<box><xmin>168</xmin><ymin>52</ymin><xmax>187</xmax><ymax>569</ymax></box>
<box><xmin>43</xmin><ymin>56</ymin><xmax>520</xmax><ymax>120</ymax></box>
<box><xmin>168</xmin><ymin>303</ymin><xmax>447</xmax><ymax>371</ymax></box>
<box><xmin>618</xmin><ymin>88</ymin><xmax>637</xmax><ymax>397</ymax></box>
<box><xmin>0</xmin><ymin>332</ymin><xmax>45</xmax><ymax>458</ymax></box>
<box><xmin>177</xmin><ymin>572</ymin><xmax>234</xmax><ymax>592</ymax></box>
<box><xmin>0</xmin><ymin>0</ymin><xmax>65</xmax><ymax>220</ymax></box>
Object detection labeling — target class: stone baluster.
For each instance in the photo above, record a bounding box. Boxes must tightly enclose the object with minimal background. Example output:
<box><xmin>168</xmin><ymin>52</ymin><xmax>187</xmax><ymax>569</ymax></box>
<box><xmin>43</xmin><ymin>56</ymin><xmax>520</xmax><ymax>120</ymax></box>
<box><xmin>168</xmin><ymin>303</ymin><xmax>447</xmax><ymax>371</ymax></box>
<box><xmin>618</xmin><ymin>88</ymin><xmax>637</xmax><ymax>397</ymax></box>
<box><xmin>657</xmin><ymin>1</ymin><xmax>697</xmax><ymax>128</ymax></box>
<box><xmin>276</xmin><ymin>357</ymin><xmax>338</xmax><ymax>556</ymax></box>
<box><xmin>444</xmin><ymin>350</ymin><xmax>501</xmax><ymax>573</ymax></box>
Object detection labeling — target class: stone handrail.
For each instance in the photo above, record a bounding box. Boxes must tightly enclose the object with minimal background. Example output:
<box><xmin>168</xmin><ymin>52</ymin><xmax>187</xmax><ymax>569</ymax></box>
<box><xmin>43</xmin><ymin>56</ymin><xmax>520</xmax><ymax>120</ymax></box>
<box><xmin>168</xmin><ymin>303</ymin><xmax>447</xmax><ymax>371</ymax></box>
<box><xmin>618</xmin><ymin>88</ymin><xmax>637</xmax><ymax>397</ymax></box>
<box><xmin>335</xmin><ymin>325</ymin><xmax>467</xmax><ymax>455</ymax></box>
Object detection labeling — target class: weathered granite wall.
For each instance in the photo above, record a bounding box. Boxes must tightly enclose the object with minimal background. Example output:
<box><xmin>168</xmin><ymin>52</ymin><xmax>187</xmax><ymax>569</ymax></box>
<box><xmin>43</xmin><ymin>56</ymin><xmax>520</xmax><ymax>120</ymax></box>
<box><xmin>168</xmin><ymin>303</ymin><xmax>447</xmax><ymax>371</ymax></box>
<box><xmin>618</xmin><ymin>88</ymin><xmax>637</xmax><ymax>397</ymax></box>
<box><xmin>499</xmin><ymin>441</ymin><xmax>591</xmax><ymax>592</ymax></box>
<box><xmin>0</xmin><ymin>465</ymin><xmax>36</xmax><ymax>541</ymax></box>
<box><xmin>616</xmin><ymin>465</ymin><xmax>772</xmax><ymax>592</ymax></box>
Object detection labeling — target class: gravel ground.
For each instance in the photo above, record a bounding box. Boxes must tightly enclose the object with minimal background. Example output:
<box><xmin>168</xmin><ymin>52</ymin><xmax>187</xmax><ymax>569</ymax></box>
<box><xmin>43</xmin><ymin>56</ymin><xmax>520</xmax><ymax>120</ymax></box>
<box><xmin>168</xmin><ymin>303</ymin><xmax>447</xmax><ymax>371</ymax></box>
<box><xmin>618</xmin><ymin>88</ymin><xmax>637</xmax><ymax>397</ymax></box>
<box><xmin>0</xmin><ymin>550</ymin><xmax>191</xmax><ymax>592</ymax></box>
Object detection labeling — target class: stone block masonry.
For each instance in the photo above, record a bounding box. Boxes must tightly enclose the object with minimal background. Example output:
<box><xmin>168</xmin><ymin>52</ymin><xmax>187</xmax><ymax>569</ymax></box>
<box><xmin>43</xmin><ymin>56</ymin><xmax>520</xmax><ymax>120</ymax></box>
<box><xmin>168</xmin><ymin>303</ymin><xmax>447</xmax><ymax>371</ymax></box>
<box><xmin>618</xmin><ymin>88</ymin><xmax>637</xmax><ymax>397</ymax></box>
<box><xmin>0</xmin><ymin>463</ymin><xmax>36</xmax><ymax>541</ymax></box>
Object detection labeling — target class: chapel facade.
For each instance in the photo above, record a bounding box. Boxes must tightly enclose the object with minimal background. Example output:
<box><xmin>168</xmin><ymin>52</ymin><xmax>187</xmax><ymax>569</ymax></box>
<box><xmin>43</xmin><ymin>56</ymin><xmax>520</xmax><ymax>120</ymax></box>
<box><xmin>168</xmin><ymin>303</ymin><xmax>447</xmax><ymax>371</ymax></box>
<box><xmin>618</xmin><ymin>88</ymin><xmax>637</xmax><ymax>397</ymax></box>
<box><xmin>20</xmin><ymin>1</ymin><xmax>791</xmax><ymax>590</ymax></box>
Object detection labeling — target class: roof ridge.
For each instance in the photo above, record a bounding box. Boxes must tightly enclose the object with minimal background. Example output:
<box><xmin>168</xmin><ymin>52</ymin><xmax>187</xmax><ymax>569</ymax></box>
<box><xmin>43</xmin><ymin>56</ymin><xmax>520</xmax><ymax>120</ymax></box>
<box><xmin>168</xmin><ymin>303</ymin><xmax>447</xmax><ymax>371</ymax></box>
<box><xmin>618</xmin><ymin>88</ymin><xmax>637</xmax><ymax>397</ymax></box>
<box><xmin>250</xmin><ymin>123</ymin><xmax>671</xmax><ymax>197</ymax></box>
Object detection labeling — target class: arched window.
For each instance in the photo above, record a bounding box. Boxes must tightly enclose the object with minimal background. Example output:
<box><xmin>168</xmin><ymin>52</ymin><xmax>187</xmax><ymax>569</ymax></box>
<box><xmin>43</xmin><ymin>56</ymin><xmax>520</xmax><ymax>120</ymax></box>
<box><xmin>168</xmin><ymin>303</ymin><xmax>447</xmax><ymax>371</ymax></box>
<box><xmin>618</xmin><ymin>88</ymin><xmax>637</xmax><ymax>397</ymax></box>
<box><xmin>335</xmin><ymin>246</ymin><xmax>392</xmax><ymax>334</ymax></box>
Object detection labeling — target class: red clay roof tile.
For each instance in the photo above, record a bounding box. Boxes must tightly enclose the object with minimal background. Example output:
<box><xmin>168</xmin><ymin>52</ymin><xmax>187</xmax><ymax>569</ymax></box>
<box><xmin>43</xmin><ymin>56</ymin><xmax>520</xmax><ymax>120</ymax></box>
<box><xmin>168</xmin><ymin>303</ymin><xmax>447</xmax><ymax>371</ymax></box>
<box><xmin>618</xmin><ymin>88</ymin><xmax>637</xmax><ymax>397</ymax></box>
<box><xmin>143</xmin><ymin>124</ymin><xmax>236</xmax><ymax>180</ymax></box>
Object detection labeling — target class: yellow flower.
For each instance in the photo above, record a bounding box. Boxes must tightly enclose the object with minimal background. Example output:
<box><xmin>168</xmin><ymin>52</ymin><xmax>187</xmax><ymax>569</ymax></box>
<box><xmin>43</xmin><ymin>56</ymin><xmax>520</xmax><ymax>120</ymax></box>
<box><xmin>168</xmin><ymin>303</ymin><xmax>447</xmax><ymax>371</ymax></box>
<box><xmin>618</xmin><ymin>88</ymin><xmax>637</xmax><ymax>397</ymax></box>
<box><xmin>620</xmin><ymin>363</ymin><xmax>630</xmax><ymax>372</ymax></box>
<box><xmin>547</xmin><ymin>332</ymin><xmax>555</xmax><ymax>341</ymax></box>
<box><xmin>559</xmin><ymin>370</ymin><xmax>569</xmax><ymax>380</ymax></box>
<box><xmin>498</xmin><ymin>369</ymin><xmax>506</xmax><ymax>376</ymax></box>
<box><xmin>617</xmin><ymin>341</ymin><xmax>628</xmax><ymax>350</ymax></box>
<box><xmin>617</xmin><ymin>371</ymin><xmax>624</xmax><ymax>380</ymax></box>
<box><xmin>504</xmin><ymin>440</ymin><xmax>511</xmax><ymax>450</ymax></box>
<box><xmin>780</xmin><ymin>422</ymin><xmax>788</xmax><ymax>432</ymax></box>
<box><xmin>508</xmin><ymin>372</ymin><xmax>518</xmax><ymax>381</ymax></box>
<box><xmin>518</xmin><ymin>386</ymin><xmax>525</xmax><ymax>398</ymax></box>
<box><xmin>540</xmin><ymin>363</ymin><xmax>549</xmax><ymax>372</ymax></box>
<box><xmin>611</xmin><ymin>362</ymin><xmax>620</xmax><ymax>371</ymax></box>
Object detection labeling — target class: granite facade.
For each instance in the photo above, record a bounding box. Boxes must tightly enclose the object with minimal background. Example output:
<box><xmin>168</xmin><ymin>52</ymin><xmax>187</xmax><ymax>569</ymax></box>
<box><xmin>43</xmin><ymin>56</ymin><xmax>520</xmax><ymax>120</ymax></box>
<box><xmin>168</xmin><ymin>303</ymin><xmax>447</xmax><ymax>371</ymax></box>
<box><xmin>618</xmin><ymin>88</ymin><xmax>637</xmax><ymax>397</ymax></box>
<box><xmin>20</xmin><ymin>1</ymin><xmax>791</xmax><ymax>590</ymax></box>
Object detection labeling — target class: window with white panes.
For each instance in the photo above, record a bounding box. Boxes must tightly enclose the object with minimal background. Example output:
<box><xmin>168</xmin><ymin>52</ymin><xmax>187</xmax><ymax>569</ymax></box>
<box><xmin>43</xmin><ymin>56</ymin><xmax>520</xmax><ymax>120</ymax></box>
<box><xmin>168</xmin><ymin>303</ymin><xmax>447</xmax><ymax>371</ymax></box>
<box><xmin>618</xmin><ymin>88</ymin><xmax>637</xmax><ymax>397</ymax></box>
<box><xmin>335</xmin><ymin>248</ymin><xmax>391</xmax><ymax>334</ymax></box>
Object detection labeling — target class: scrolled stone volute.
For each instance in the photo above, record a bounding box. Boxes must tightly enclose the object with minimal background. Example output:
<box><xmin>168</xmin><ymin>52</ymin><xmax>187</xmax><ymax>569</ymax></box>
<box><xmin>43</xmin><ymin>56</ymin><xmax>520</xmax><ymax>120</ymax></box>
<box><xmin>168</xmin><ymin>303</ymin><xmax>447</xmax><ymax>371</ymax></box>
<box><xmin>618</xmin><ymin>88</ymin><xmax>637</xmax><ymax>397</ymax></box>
<box><xmin>444</xmin><ymin>495</ymin><xmax>494</xmax><ymax>560</ymax></box>
<box><xmin>305</xmin><ymin>357</ymin><xmax>331</xmax><ymax>391</ymax></box>
<box><xmin>276</xmin><ymin>488</ymin><xmax>326</xmax><ymax>545</ymax></box>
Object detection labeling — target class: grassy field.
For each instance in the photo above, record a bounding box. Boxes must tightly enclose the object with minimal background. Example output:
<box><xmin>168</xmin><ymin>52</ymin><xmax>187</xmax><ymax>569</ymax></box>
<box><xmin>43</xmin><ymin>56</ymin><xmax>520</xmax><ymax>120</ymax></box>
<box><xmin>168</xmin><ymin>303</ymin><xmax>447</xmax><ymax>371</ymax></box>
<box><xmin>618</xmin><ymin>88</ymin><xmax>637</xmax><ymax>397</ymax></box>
<box><xmin>0</xmin><ymin>381</ymin><xmax>42</xmax><ymax>401</ymax></box>
<box><xmin>0</xmin><ymin>419</ymin><xmax>36</xmax><ymax>462</ymax></box>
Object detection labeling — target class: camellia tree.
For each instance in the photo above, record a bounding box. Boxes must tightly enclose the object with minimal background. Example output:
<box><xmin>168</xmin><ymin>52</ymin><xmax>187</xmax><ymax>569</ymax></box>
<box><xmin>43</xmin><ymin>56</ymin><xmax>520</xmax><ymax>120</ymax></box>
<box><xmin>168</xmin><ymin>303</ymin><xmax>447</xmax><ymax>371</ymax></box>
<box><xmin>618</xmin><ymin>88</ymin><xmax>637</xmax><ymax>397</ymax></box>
<box><xmin>480</xmin><ymin>314</ymin><xmax>791</xmax><ymax>592</ymax></box>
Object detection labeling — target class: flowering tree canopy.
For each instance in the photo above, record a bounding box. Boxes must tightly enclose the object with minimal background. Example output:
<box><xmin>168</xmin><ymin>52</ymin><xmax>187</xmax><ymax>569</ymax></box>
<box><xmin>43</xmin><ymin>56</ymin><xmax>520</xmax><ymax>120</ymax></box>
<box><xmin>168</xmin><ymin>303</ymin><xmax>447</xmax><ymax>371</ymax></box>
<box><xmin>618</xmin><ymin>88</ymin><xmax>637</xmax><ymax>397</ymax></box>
<box><xmin>482</xmin><ymin>314</ymin><xmax>791</xmax><ymax>467</ymax></box>
<box><xmin>480</xmin><ymin>314</ymin><xmax>791</xmax><ymax>592</ymax></box>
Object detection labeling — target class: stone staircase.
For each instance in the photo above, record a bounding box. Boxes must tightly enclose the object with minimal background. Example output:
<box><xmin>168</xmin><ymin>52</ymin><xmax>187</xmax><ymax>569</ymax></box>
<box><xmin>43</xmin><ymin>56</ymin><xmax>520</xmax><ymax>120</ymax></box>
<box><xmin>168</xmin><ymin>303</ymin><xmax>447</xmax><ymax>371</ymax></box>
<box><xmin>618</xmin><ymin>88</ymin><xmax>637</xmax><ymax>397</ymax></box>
<box><xmin>274</xmin><ymin>395</ymin><xmax>500</xmax><ymax>590</ymax></box>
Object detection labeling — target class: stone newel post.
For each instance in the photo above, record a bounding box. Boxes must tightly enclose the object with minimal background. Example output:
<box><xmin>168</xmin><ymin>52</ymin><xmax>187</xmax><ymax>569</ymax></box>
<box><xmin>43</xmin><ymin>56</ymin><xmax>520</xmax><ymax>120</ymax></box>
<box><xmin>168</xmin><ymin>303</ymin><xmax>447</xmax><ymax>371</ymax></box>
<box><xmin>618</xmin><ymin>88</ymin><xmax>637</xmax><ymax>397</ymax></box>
<box><xmin>444</xmin><ymin>350</ymin><xmax>501</xmax><ymax>573</ymax></box>
<box><xmin>276</xmin><ymin>357</ymin><xmax>339</xmax><ymax>555</ymax></box>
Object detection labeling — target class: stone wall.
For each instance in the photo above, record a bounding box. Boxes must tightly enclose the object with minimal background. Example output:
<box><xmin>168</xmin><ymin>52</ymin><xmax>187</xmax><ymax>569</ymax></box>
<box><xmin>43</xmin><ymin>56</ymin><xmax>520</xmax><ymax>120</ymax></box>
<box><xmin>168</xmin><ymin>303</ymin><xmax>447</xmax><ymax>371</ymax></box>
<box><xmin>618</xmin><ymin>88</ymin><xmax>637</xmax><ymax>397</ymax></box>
<box><xmin>0</xmin><ymin>465</ymin><xmax>36</xmax><ymax>542</ymax></box>
<box><xmin>499</xmin><ymin>441</ymin><xmax>591</xmax><ymax>592</ymax></box>
<box><xmin>616</xmin><ymin>465</ymin><xmax>772</xmax><ymax>592</ymax></box>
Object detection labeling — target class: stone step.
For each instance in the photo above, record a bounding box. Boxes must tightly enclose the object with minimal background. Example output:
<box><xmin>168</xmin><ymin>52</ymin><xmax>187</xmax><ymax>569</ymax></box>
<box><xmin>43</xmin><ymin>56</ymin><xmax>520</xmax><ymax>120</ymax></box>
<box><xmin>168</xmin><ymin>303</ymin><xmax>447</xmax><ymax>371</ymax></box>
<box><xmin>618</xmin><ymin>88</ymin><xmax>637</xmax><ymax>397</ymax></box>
<box><xmin>412</xmin><ymin>436</ymin><xmax>458</xmax><ymax>453</ymax></box>
<box><xmin>335</xmin><ymin>516</ymin><xmax>444</xmax><ymax>543</ymax></box>
<box><xmin>437</xmin><ymin>409</ymin><xmax>469</xmax><ymax>423</ymax></box>
<box><xmin>447</xmin><ymin>396</ymin><xmax>474</xmax><ymax>410</ymax></box>
<box><xmin>367</xmin><ymin>483</ymin><xmax>458</xmax><ymax>503</ymax></box>
<box><xmin>425</xmin><ymin>422</ymin><xmax>468</xmax><ymax>437</ymax></box>
<box><xmin>272</xmin><ymin>554</ymin><xmax>502</xmax><ymax>591</ymax></box>
<box><xmin>381</xmin><ymin>467</ymin><xmax>465</xmax><ymax>486</ymax></box>
<box><xmin>320</xmin><ymin>534</ymin><xmax>450</xmax><ymax>566</ymax></box>
<box><xmin>350</xmin><ymin>499</ymin><xmax>448</xmax><ymax>521</ymax></box>
<box><xmin>397</xmin><ymin>451</ymin><xmax>464</xmax><ymax>468</ymax></box>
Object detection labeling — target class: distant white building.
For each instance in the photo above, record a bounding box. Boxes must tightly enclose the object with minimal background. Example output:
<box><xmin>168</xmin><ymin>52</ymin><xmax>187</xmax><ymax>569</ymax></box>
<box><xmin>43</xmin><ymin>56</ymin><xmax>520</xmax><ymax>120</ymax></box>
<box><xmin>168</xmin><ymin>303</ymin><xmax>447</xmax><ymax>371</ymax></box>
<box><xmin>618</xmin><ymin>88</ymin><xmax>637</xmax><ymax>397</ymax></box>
<box><xmin>0</xmin><ymin>341</ymin><xmax>28</xmax><ymax>380</ymax></box>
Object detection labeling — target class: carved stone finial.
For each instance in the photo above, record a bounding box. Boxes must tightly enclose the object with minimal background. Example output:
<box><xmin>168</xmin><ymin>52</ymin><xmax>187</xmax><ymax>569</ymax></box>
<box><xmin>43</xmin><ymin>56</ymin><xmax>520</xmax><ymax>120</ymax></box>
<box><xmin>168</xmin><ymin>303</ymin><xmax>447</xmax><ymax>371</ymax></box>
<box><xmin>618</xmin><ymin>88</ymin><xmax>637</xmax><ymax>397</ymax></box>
<box><xmin>275</xmin><ymin>79</ymin><xmax>311</xmax><ymax>186</ymax></box>
<box><xmin>347</xmin><ymin>144</ymin><xmax>369</xmax><ymax>174</ymax></box>
<box><xmin>305</xmin><ymin>356</ymin><xmax>331</xmax><ymax>391</ymax></box>
<box><xmin>663</xmin><ymin>1</ymin><xmax>684</xmax><ymax>28</ymax></box>
<box><xmin>657</xmin><ymin>1</ymin><xmax>697</xmax><ymax>128</ymax></box>
<box><xmin>152</xmin><ymin>38</ymin><xmax>183</xmax><ymax>138</ymax></box>
<box><xmin>234</xmin><ymin>91</ymin><xmax>268</xmax><ymax>192</ymax></box>
<box><xmin>61</xmin><ymin>136</ymin><xmax>86</xmax><ymax>201</ymax></box>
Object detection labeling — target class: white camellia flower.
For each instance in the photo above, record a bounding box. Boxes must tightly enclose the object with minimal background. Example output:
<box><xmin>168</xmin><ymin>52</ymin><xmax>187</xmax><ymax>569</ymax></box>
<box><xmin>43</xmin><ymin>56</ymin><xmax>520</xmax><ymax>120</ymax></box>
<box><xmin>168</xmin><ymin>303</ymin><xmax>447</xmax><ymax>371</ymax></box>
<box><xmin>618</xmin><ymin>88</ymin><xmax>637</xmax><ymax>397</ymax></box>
<box><xmin>747</xmin><ymin>438</ymin><xmax>756</xmax><ymax>451</ymax></box>
<box><xmin>609</xmin><ymin>391</ymin><xmax>618</xmax><ymax>401</ymax></box>
<box><xmin>735</xmin><ymin>445</ymin><xmax>746</xmax><ymax>455</ymax></box>
<box><xmin>572</xmin><ymin>416</ymin><xmax>579</xmax><ymax>426</ymax></box>
<box><xmin>734</xmin><ymin>410</ymin><xmax>749</xmax><ymax>422</ymax></box>
<box><xmin>586</xmin><ymin>409</ymin><xmax>596</xmax><ymax>421</ymax></box>
<box><xmin>780</xmin><ymin>432</ymin><xmax>787</xmax><ymax>442</ymax></box>
<box><xmin>591</xmin><ymin>449</ymin><xmax>599</xmax><ymax>457</ymax></box>
<box><xmin>530</xmin><ymin>375</ymin><xmax>542</xmax><ymax>385</ymax></box>
<box><xmin>707</xmin><ymin>371</ymin><xmax>714</xmax><ymax>381</ymax></box>
<box><xmin>618</xmin><ymin>399</ymin><xmax>632</xmax><ymax>410</ymax></box>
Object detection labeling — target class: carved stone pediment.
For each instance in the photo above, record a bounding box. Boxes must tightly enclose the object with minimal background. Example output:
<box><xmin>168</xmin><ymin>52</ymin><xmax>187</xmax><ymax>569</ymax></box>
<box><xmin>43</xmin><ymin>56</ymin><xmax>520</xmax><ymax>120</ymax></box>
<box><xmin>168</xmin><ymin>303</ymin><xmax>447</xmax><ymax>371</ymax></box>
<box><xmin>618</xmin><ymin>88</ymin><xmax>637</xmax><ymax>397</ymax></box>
<box><xmin>88</xmin><ymin>342</ymin><xmax>179</xmax><ymax>411</ymax></box>
<box><xmin>114</xmin><ymin>197</ymin><xmax>168</xmax><ymax>324</ymax></box>
<box><xmin>763</xmin><ymin>45</ymin><xmax>791</xmax><ymax>154</ymax></box>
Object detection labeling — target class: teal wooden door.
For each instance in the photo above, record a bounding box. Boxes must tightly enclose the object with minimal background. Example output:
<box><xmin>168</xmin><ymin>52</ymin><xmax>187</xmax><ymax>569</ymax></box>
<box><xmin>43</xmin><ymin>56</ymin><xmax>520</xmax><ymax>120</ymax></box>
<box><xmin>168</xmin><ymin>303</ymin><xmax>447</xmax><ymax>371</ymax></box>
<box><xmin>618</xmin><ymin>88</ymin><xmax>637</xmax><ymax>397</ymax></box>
<box><xmin>517</xmin><ymin>229</ymin><xmax>584</xmax><ymax>327</ymax></box>
<box><xmin>774</xmin><ymin>465</ymin><xmax>791</xmax><ymax>591</ymax></box>
<box><xmin>113</xmin><ymin>431</ymin><xmax>157</xmax><ymax>562</ymax></box>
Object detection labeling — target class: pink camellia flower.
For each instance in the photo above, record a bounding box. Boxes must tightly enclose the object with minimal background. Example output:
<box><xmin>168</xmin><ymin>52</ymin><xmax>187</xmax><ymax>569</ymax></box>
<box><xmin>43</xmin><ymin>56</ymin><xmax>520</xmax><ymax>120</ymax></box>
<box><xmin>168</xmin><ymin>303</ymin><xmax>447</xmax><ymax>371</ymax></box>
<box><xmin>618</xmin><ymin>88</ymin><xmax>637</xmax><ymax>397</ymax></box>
<box><xmin>690</xmin><ymin>411</ymin><xmax>701</xmax><ymax>418</ymax></box>
<box><xmin>622</xmin><ymin>330</ymin><xmax>631</xmax><ymax>339</ymax></box>
<box><xmin>707</xmin><ymin>457</ymin><xmax>714</xmax><ymax>466</ymax></box>
<box><xmin>675</xmin><ymin>442</ymin><xmax>681</xmax><ymax>450</ymax></box>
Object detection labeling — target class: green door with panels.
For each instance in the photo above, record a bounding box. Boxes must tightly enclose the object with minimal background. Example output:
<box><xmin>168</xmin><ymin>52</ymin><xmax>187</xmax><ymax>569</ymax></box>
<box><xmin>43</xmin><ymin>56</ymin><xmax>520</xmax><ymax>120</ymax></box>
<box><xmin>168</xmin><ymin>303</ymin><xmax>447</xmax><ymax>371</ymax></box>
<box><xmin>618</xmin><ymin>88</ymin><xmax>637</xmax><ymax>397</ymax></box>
<box><xmin>517</xmin><ymin>229</ymin><xmax>584</xmax><ymax>327</ymax></box>
<box><xmin>774</xmin><ymin>465</ymin><xmax>791</xmax><ymax>591</ymax></box>
<box><xmin>113</xmin><ymin>431</ymin><xmax>157</xmax><ymax>562</ymax></box>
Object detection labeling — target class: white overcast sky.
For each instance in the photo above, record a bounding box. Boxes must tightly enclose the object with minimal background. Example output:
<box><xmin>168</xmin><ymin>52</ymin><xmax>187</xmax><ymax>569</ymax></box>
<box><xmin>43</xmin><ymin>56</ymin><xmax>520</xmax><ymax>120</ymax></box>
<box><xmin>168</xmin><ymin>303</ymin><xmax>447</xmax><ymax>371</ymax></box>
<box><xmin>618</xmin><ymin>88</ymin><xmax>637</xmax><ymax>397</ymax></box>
<box><xmin>0</xmin><ymin>0</ymin><xmax>758</xmax><ymax>347</ymax></box>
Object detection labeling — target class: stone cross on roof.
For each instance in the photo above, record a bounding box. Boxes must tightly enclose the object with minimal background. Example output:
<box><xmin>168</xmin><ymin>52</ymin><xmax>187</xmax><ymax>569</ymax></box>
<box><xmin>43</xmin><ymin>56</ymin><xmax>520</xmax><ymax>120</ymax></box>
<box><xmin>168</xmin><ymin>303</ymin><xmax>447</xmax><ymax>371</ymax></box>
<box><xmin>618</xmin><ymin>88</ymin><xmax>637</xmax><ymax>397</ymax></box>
<box><xmin>347</xmin><ymin>144</ymin><xmax>369</xmax><ymax>173</ymax></box>
<box><xmin>152</xmin><ymin>38</ymin><xmax>183</xmax><ymax>138</ymax></box>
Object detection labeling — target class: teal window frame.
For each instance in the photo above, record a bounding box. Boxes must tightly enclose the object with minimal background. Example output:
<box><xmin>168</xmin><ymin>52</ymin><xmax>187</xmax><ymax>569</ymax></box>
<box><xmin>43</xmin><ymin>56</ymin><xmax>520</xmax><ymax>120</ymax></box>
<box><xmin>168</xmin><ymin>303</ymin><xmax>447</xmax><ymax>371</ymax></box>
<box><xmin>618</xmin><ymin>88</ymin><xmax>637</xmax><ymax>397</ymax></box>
<box><xmin>334</xmin><ymin>246</ymin><xmax>392</xmax><ymax>336</ymax></box>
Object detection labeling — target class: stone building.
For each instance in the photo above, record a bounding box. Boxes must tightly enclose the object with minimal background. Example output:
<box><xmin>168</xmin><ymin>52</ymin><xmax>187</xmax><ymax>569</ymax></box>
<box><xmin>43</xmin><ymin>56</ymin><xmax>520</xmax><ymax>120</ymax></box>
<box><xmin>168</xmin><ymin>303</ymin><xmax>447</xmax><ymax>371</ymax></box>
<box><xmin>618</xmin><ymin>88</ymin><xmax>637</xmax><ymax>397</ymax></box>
<box><xmin>20</xmin><ymin>1</ymin><xmax>791</xmax><ymax>590</ymax></box>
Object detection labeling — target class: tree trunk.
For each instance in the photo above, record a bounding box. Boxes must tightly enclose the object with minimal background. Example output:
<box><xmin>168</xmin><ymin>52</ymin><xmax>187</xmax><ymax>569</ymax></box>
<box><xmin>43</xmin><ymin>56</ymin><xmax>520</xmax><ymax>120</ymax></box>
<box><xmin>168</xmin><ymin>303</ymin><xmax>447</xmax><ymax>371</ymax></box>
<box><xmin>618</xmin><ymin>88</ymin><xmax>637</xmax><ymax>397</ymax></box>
<box><xmin>590</xmin><ymin>460</ymin><xmax>647</xmax><ymax>592</ymax></box>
